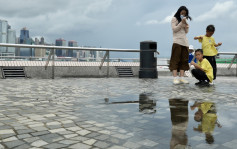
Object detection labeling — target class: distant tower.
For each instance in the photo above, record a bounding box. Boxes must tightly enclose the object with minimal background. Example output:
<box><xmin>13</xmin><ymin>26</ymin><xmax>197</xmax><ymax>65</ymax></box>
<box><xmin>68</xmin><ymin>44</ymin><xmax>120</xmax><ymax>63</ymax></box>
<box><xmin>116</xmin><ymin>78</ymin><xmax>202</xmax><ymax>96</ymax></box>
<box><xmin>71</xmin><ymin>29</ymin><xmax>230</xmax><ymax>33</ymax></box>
<box><xmin>68</xmin><ymin>40</ymin><xmax>78</xmax><ymax>57</ymax></box>
<box><xmin>55</xmin><ymin>38</ymin><xmax>66</xmax><ymax>57</ymax></box>
<box><xmin>20</xmin><ymin>27</ymin><xmax>29</xmax><ymax>44</ymax></box>
<box><xmin>7</xmin><ymin>29</ymin><xmax>16</xmax><ymax>53</ymax></box>
<box><xmin>35</xmin><ymin>38</ymin><xmax>40</xmax><ymax>45</ymax></box>
<box><xmin>40</xmin><ymin>37</ymin><xmax>44</xmax><ymax>45</ymax></box>
<box><xmin>0</xmin><ymin>20</ymin><xmax>8</xmax><ymax>53</ymax></box>
<box><xmin>19</xmin><ymin>27</ymin><xmax>34</xmax><ymax>56</ymax></box>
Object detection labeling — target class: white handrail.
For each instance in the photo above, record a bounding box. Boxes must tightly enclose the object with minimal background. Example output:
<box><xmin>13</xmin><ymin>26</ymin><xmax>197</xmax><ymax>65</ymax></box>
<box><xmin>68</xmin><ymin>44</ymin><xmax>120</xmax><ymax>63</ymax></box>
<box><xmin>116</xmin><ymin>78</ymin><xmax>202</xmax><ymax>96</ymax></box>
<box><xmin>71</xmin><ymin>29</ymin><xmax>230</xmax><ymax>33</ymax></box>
<box><xmin>0</xmin><ymin>43</ymin><xmax>140</xmax><ymax>52</ymax></box>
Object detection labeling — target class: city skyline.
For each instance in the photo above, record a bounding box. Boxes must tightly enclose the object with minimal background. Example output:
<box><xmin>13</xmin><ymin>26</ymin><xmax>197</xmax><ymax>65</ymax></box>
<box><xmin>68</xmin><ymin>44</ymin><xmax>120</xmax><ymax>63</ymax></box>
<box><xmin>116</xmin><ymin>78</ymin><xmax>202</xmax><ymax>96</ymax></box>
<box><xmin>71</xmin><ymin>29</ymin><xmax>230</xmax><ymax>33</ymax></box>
<box><xmin>0</xmin><ymin>0</ymin><xmax>237</xmax><ymax>58</ymax></box>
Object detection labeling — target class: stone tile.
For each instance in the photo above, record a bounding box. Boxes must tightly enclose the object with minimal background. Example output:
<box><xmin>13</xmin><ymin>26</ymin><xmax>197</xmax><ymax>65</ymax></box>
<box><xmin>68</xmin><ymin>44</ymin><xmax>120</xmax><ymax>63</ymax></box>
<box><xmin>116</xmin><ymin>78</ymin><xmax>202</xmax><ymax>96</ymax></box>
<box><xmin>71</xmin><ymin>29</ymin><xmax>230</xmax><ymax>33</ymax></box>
<box><xmin>71</xmin><ymin>136</ymin><xmax>89</xmax><ymax>141</ymax></box>
<box><xmin>2</xmin><ymin>136</ymin><xmax>18</xmax><ymax>142</ymax></box>
<box><xmin>94</xmin><ymin>141</ymin><xmax>111</xmax><ymax>148</ymax></box>
<box><xmin>0</xmin><ymin>129</ymin><xmax>15</xmax><ymax>135</ymax></box>
<box><xmin>46</xmin><ymin>122</ymin><xmax>61</xmax><ymax>126</ymax></box>
<box><xmin>123</xmin><ymin>141</ymin><xmax>142</xmax><ymax>149</ymax></box>
<box><xmin>43</xmin><ymin>143</ymin><xmax>68</xmax><ymax>149</ymax></box>
<box><xmin>83</xmin><ymin>139</ymin><xmax>97</xmax><ymax>145</ymax></box>
<box><xmin>108</xmin><ymin>146</ymin><xmax>129</xmax><ymax>149</ymax></box>
<box><xmin>31</xmin><ymin>140</ymin><xmax>48</xmax><ymax>147</ymax></box>
<box><xmin>95</xmin><ymin>134</ymin><xmax>110</xmax><ymax>141</ymax></box>
<box><xmin>16</xmin><ymin>129</ymin><xmax>35</xmax><ymax>135</ymax></box>
<box><xmin>3</xmin><ymin>140</ymin><xmax>25</xmax><ymax>148</ymax></box>
<box><xmin>222</xmin><ymin>139</ymin><xmax>237</xmax><ymax>149</ymax></box>
<box><xmin>137</xmin><ymin>139</ymin><xmax>159</xmax><ymax>147</ymax></box>
<box><xmin>31</xmin><ymin>126</ymin><xmax>49</xmax><ymax>131</ymax></box>
<box><xmin>13</xmin><ymin>143</ymin><xmax>31</xmax><ymax>149</ymax></box>
<box><xmin>64</xmin><ymin>134</ymin><xmax>78</xmax><ymax>139</ymax></box>
<box><xmin>17</xmin><ymin>134</ymin><xmax>32</xmax><ymax>139</ymax></box>
<box><xmin>190</xmin><ymin>135</ymin><xmax>205</xmax><ymax>141</ymax></box>
<box><xmin>39</xmin><ymin>134</ymin><xmax>64</xmax><ymax>143</ymax></box>
<box><xmin>49</xmin><ymin>128</ymin><xmax>66</xmax><ymax>133</ymax></box>
<box><xmin>195</xmin><ymin>143</ymin><xmax>219</xmax><ymax>149</ymax></box>
<box><xmin>66</xmin><ymin>126</ymin><xmax>82</xmax><ymax>131</ymax></box>
<box><xmin>59</xmin><ymin>140</ymin><xmax>79</xmax><ymax>145</ymax></box>
<box><xmin>31</xmin><ymin>131</ymin><xmax>50</xmax><ymax>136</ymax></box>
<box><xmin>69</xmin><ymin>143</ymin><xmax>91</xmax><ymax>149</ymax></box>
<box><xmin>24</xmin><ymin>137</ymin><xmax>40</xmax><ymax>143</ymax></box>
<box><xmin>76</xmin><ymin>130</ymin><xmax>91</xmax><ymax>136</ymax></box>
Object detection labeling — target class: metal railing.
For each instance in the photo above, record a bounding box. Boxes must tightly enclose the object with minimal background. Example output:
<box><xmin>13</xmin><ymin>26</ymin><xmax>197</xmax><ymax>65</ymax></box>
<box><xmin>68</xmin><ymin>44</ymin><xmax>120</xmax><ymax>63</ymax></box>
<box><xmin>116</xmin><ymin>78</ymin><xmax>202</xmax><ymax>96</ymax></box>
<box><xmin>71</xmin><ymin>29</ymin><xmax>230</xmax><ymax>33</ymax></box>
<box><xmin>217</xmin><ymin>52</ymin><xmax>237</xmax><ymax>76</ymax></box>
<box><xmin>0</xmin><ymin>43</ymin><xmax>142</xmax><ymax>79</ymax></box>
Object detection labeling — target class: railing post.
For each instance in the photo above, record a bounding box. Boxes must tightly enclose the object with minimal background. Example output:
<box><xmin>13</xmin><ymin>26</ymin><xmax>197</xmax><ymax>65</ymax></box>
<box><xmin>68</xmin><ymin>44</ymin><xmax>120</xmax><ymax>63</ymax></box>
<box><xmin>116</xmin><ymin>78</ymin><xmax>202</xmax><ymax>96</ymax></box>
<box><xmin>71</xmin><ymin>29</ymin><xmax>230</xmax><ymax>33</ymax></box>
<box><xmin>52</xmin><ymin>48</ymin><xmax>55</xmax><ymax>79</ymax></box>
<box><xmin>107</xmin><ymin>51</ymin><xmax>110</xmax><ymax>78</ymax></box>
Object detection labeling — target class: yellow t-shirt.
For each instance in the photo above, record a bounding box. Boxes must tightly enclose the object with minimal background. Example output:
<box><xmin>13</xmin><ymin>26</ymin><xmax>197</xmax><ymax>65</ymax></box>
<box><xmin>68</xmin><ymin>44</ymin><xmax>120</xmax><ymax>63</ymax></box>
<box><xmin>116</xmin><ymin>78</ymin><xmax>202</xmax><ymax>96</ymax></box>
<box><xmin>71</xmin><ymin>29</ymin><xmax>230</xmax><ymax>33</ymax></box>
<box><xmin>198</xmin><ymin>35</ymin><xmax>217</xmax><ymax>56</ymax></box>
<box><xmin>198</xmin><ymin>102</ymin><xmax>217</xmax><ymax>133</ymax></box>
<box><xmin>200</xmin><ymin>113</ymin><xmax>217</xmax><ymax>133</ymax></box>
<box><xmin>199</xmin><ymin>102</ymin><xmax>213</xmax><ymax>114</ymax></box>
<box><xmin>198</xmin><ymin>58</ymin><xmax>214</xmax><ymax>83</ymax></box>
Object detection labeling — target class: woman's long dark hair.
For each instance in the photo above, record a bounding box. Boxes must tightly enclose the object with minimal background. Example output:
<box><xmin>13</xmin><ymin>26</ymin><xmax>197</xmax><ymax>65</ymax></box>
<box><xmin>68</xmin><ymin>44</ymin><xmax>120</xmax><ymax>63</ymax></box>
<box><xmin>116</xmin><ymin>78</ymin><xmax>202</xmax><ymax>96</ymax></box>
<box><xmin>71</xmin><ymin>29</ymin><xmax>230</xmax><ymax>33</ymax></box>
<box><xmin>174</xmin><ymin>6</ymin><xmax>192</xmax><ymax>23</ymax></box>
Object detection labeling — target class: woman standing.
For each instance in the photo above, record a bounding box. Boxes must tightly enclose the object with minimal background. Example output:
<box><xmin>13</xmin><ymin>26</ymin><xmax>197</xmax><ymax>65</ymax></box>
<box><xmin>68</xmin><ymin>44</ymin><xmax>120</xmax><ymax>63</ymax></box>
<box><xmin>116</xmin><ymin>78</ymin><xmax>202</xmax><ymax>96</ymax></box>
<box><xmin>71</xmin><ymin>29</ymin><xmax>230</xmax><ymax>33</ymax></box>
<box><xmin>169</xmin><ymin>6</ymin><xmax>192</xmax><ymax>84</ymax></box>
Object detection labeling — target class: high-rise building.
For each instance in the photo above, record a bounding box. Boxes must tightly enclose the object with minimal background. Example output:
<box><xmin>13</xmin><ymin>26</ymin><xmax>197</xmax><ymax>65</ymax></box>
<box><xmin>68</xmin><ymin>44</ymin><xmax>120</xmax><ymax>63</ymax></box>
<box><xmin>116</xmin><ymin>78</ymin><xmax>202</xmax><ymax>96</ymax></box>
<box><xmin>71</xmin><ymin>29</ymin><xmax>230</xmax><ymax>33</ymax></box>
<box><xmin>55</xmin><ymin>38</ymin><xmax>66</xmax><ymax>57</ymax></box>
<box><xmin>7</xmin><ymin>29</ymin><xmax>16</xmax><ymax>53</ymax></box>
<box><xmin>68</xmin><ymin>40</ymin><xmax>78</xmax><ymax>57</ymax></box>
<box><xmin>40</xmin><ymin>37</ymin><xmax>44</xmax><ymax>45</ymax></box>
<box><xmin>19</xmin><ymin>27</ymin><xmax>34</xmax><ymax>56</ymax></box>
<box><xmin>20</xmin><ymin>27</ymin><xmax>29</xmax><ymax>44</ymax></box>
<box><xmin>34</xmin><ymin>37</ymin><xmax>46</xmax><ymax>57</ymax></box>
<box><xmin>0</xmin><ymin>20</ymin><xmax>8</xmax><ymax>53</ymax></box>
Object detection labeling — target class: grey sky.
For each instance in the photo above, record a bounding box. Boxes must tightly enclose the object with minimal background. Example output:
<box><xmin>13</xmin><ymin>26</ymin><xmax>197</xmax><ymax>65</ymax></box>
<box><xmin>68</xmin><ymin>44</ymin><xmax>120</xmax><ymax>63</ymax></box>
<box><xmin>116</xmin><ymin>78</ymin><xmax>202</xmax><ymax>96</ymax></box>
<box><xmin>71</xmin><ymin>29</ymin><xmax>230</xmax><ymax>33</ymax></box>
<box><xmin>0</xmin><ymin>0</ymin><xmax>236</xmax><ymax>58</ymax></box>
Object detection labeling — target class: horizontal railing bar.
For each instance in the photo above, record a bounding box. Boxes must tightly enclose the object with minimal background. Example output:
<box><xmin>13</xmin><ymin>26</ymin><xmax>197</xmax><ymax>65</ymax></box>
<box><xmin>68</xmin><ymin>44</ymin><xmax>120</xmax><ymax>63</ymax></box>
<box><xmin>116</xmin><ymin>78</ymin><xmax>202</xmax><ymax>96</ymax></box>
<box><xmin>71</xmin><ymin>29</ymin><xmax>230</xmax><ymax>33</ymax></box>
<box><xmin>0</xmin><ymin>56</ymin><xmax>139</xmax><ymax>60</ymax></box>
<box><xmin>0</xmin><ymin>43</ymin><xmax>140</xmax><ymax>52</ymax></box>
<box><xmin>218</xmin><ymin>52</ymin><xmax>237</xmax><ymax>55</ymax></box>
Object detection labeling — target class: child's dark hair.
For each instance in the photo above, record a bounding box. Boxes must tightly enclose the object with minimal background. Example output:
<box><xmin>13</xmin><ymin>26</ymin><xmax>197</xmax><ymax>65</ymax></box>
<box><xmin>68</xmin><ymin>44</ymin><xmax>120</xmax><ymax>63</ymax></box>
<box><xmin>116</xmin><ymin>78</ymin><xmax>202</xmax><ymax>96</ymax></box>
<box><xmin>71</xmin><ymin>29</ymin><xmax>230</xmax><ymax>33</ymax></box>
<box><xmin>206</xmin><ymin>25</ymin><xmax>215</xmax><ymax>32</ymax></box>
<box><xmin>195</xmin><ymin>49</ymin><xmax>203</xmax><ymax>54</ymax></box>
<box><xmin>174</xmin><ymin>6</ymin><xmax>192</xmax><ymax>23</ymax></box>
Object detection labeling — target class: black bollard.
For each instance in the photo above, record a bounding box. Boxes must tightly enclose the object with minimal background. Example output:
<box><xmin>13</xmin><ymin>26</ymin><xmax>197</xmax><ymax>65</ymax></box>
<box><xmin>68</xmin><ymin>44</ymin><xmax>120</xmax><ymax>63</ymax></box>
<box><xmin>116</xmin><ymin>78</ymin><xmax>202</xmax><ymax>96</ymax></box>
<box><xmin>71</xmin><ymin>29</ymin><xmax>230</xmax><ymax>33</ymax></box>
<box><xmin>139</xmin><ymin>41</ymin><xmax>158</xmax><ymax>78</ymax></box>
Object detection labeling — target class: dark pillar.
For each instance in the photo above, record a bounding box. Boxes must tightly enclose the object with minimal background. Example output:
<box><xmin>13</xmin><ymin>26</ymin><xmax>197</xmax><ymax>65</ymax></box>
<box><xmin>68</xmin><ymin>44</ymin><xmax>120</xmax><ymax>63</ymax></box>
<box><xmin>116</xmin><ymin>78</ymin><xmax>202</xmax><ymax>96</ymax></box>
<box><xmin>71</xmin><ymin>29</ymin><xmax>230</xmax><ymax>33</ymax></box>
<box><xmin>139</xmin><ymin>41</ymin><xmax>158</xmax><ymax>78</ymax></box>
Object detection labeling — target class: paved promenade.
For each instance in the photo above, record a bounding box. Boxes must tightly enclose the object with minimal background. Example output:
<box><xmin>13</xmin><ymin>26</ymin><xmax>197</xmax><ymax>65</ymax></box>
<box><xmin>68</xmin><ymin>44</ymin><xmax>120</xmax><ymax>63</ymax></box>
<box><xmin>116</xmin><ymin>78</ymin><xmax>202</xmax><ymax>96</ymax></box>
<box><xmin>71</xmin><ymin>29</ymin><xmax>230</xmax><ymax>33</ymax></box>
<box><xmin>0</xmin><ymin>77</ymin><xmax>237</xmax><ymax>149</ymax></box>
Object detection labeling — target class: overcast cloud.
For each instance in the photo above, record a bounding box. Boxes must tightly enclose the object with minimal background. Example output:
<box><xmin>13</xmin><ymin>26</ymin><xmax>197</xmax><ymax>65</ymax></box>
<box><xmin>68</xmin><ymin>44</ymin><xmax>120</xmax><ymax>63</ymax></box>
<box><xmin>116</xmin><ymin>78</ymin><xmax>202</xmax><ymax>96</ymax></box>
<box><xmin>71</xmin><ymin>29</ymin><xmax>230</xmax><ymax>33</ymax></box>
<box><xmin>0</xmin><ymin>0</ymin><xmax>237</xmax><ymax>58</ymax></box>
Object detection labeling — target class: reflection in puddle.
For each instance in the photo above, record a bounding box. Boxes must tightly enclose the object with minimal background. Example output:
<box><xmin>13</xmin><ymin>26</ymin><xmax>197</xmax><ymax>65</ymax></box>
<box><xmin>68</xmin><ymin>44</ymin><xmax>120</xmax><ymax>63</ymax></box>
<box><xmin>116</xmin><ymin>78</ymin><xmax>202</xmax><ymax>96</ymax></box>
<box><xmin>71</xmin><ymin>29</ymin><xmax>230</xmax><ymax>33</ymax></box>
<box><xmin>191</xmin><ymin>101</ymin><xmax>222</xmax><ymax>144</ymax></box>
<box><xmin>104</xmin><ymin>96</ymin><xmax>224</xmax><ymax>147</ymax></box>
<box><xmin>104</xmin><ymin>93</ymin><xmax>157</xmax><ymax>114</ymax></box>
<box><xmin>169</xmin><ymin>98</ymin><xmax>189</xmax><ymax>149</ymax></box>
<box><xmin>139</xmin><ymin>93</ymin><xmax>156</xmax><ymax>114</ymax></box>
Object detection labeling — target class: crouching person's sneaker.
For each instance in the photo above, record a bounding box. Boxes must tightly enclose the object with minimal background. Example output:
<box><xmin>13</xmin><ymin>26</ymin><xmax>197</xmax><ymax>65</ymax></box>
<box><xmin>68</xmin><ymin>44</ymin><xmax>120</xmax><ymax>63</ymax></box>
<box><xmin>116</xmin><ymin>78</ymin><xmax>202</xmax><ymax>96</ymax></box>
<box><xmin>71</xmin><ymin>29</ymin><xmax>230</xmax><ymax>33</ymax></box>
<box><xmin>199</xmin><ymin>81</ymin><xmax>210</xmax><ymax>87</ymax></box>
<box><xmin>180</xmin><ymin>79</ymin><xmax>189</xmax><ymax>84</ymax></box>
<box><xmin>173</xmin><ymin>79</ymin><xmax>180</xmax><ymax>85</ymax></box>
<box><xmin>209</xmin><ymin>80</ymin><xmax>214</xmax><ymax>85</ymax></box>
<box><xmin>195</xmin><ymin>81</ymin><xmax>202</xmax><ymax>85</ymax></box>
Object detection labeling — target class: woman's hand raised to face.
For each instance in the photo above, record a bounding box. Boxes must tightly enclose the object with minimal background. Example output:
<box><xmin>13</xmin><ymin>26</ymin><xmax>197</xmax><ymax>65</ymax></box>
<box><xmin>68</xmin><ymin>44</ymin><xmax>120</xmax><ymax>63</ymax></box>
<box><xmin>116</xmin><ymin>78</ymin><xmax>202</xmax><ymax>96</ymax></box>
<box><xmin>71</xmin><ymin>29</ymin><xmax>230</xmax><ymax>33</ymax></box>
<box><xmin>182</xmin><ymin>17</ymin><xmax>187</xmax><ymax>24</ymax></box>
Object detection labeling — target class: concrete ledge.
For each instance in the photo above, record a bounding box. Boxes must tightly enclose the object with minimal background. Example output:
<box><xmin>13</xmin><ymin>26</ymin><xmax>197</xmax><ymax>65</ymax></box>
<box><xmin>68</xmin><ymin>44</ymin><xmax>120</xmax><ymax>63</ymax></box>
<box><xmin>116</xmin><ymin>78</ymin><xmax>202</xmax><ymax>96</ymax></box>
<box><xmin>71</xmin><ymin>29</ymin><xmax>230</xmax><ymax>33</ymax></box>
<box><xmin>1</xmin><ymin>62</ymin><xmax>236</xmax><ymax>79</ymax></box>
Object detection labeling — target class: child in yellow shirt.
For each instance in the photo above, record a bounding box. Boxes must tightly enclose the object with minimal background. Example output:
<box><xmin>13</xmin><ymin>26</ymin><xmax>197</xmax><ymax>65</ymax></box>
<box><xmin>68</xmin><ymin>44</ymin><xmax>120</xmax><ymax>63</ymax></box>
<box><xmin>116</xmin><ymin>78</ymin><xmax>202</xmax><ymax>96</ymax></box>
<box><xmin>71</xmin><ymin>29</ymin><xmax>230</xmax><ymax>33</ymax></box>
<box><xmin>194</xmin><ymin>25</ymin><xmax>222</xmax><ymax>81</ymax></box>
<box><xmin>191</xmin><ymin>49</ymin><xmax>213</xmax><ymax>86</ymax></box>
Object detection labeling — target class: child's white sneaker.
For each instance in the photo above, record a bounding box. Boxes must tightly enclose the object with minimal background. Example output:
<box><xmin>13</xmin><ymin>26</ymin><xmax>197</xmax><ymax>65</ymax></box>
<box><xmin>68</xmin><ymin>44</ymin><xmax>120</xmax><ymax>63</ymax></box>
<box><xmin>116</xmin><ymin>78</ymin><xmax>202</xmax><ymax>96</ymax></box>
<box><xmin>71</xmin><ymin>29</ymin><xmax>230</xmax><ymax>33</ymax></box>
<box><xmin>209</xmin><ymin>80</ymin><xmax>214</xmax><ymax>85</ymax></box>
<box><xmin>180</xmin><ymin>79</ymin><xmax>189</xmax><ymax>84</ymax></box>
<box><xmin>173</xmin><ymin>79</ymin><xmax>180</xmax><ymax>85</ymax></box>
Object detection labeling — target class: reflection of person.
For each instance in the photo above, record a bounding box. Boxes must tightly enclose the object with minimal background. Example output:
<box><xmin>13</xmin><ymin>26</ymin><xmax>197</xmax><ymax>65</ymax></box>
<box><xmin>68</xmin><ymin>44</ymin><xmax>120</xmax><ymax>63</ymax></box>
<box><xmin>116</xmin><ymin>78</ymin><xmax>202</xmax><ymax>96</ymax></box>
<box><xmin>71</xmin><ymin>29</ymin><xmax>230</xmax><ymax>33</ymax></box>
<box><xmin>169</xmin><ymin>6</ymin><xmax>192</xmax><ymax>85</ymax></box>
<box><xmin>191</xmin><ymin>101</ymin><xmax>222</xmax><ymax>144</ymax></box>
<box><xmin>194</xmin><ymin>25</ymin><xmax>222</xmax><ymax>82</ymax></box>
<box><xmin>191</xmin><ymin>49</ymin><xmax>213</xmax><ymax>87</ymax></box>
<box><xmin>169</xmin><ymin>99</ymin><xmax>189</xmax><ymax>149</ymax></box>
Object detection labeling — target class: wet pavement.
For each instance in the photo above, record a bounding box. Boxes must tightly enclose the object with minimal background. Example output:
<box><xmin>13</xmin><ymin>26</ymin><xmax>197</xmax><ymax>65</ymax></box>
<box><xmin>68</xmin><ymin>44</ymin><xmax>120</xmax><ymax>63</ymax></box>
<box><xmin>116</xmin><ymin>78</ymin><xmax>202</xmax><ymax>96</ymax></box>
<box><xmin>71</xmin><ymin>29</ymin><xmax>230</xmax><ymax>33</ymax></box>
<box><xmin>0</xmin><ymin>77</ymin><xmax>237</xmax><ymax>149</ymax></box>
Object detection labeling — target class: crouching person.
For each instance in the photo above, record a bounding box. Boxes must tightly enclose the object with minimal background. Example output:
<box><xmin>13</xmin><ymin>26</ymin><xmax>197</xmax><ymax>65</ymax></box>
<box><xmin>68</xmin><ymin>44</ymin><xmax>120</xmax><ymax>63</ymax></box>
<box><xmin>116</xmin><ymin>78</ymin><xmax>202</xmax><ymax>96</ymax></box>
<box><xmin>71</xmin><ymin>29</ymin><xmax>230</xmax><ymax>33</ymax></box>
<box><xmin>190</xmin><ymin>49</ymin><xmax>213</xmax><ymax>87</ymax></box>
